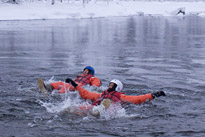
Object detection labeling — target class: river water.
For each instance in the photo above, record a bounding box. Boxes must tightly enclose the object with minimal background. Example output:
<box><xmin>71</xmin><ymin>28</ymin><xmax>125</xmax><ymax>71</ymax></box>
<box><xmin>0</xmin><ymin>16</ymin><xmax>205</xmax><ymax>137</ymax></box>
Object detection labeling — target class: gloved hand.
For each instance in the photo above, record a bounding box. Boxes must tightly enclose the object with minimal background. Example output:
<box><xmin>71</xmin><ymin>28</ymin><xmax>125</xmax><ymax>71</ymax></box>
<box><xmin>152</xmin><ymin>91</ymin><xmax>166</xmax><ymax>98</ymax></box>
<box><xmin>65</xmin><ymin>78</ymin><xmax>78</xmax><ymax>88</ymax></box>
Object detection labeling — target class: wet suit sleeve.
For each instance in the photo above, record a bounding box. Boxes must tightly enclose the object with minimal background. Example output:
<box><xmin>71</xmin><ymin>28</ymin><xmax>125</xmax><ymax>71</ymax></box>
<box><xmin>76</xmin><ymin>85</ymin><xmax>101</xmax><ymax>101</ymax></box>
<box><xmin>90</xmin><ymin>77</ymin><xmax>101</xmax><ymax>87</ymax></box>
<box><xmin>120</xmin><ymin>93</ymin><xmax>153</xmax><ymax>105</ymax></box>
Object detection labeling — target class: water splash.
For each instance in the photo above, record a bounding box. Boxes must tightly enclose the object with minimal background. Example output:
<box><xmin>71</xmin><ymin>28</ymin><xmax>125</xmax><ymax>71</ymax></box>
<box><xmin>37</xmin><ymin>80</ymin><xmax>132</xmax><ymax>119</ymax></box>
<box><xmin>38</xmin><ymin>92</ymin><xmax>83</xmax><ymax>114</ymax></box>
<box><xmin>38</xmin><ymin>92</ymin><xmax>129</xmax><ymax>120</ymax></box>
<box><xmin>95</xmin><ymin>103</ymin><xmax>127</xmax><ymax>120</ymax></box>
<box><xmin>46</xmin><ymin>76</ymin><xmax>56</xmax><ymax>84</ymax></box>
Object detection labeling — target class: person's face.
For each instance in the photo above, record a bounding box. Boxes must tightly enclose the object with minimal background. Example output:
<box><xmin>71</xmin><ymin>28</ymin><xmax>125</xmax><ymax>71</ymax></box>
<box><xmin>83</xmin><ymin>69</ymin><xmax>89</xmax><ymax>74</ymax></box>
<box><xmin>108</xmin><ymin>82</ymin><xmax>115</xmax><ymax>90</ymax></box>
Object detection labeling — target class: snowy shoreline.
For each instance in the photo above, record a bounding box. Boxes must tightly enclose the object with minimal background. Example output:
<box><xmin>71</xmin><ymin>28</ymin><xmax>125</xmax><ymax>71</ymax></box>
<box><xmin>0</xmin><ymin>1</ymin><xmax>205</xmax><ymax>21</ymax></box>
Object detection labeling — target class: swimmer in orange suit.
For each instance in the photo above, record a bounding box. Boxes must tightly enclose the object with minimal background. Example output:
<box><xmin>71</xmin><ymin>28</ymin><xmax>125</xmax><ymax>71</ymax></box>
<box><xmin>65</xmin><ymin>78</ymin><xmax>166</xmax><ymax>114</ymax></box>
<box><xmin>37</xmin><ymin>66</ymin><xmax>101</xmax><ymax>93</ymax></box>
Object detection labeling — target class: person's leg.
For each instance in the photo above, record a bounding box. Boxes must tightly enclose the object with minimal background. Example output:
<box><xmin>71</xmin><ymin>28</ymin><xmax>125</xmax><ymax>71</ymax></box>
<box><xmin>37</xmin><ymin>79</ymin><xmax>53</xmax><ymax>93</ymax></box>
<box><xmin>37</xmin><ymin>79</ymin><xmax>47</xmax><ymax>93</ymax></box>
<box><xmin>89</xmin><ymin>99</ymin><xmax>111</xmax><ymax>117</ymax></box>
<box><xmin>50</xmin><ymin>81</ymin><xmax>74</xmax><ymax>93</ymax></box>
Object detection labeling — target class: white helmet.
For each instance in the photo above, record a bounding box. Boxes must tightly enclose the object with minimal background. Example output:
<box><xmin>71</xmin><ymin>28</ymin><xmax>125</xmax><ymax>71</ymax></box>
<box><xmin>110</xmin><ymin>79</ymin><xmax>123</xmax><ymax>92</ymax></box>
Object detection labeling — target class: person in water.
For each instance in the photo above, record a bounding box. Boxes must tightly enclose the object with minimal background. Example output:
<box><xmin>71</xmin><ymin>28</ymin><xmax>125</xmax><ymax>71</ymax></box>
<box><xmin>65</xmin><ymin>78</ymin><xmax>166</xmax><ymax>113</ymax></box>
<box><xmin>37</xmin><ymin>66</ymin><xmax>101</xmax><ymax>93</ymax></box>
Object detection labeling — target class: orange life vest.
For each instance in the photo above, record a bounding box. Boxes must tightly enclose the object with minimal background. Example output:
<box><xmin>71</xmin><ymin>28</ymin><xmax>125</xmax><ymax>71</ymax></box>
<box><xmin>74</xmin><ymin>74</ymin><xmax>93</xmax><ymax>86</ymax></box>
<box><xmin>92</xmin><ymin>90</ymin><xmax>122</xmax><ymax>106</ymax></box>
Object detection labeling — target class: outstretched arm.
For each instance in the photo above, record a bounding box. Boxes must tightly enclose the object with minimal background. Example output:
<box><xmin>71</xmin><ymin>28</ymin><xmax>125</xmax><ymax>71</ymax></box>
<box><xmin>120</xmin><ymin>93</ymin><xmax>153</xmax><ymax>105</ymax></box>
<box><xmin>76</xmin><ymin>85</ymin><xmax>101</xmax><ymax>101</ymax></box>
<box><xmin>66</xmin><ymin>78</ymin><xmax>101</xmax><ymax>101</ymax></box>
<box><xmin>120</xmin><ymin>91</ymin><xmax>165</xmax><ymax>105</ymax></box>
<box><xmin>66</xmin><ymin>77</ymin><xmax>101</xmax><ymax>101</ymax></box>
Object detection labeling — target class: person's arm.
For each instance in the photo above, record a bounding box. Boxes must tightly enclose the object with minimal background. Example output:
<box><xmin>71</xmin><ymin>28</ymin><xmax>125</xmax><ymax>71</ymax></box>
<box><xmin>120</xmin><ymin>91</ymin><xmax>165</xmax><ymax>105</ymax></box>
<box><xmin>66</xmin><ymin>78</ymin><xmax>101</xmax><ymax>101</ymax></box>
<box><xmin>75</xmin><ymin>85</ymin><xmax>101</xmax><ymax>101</ymax></box>
<box><xmin>90</xmin><ymin>77</ymin><xmax>101</xmax><ymax>87</ymax></box>
<box><xmin>120</xmin><ymin>93</ymin><xmax>153</xmax><ymax>105</ymax></box>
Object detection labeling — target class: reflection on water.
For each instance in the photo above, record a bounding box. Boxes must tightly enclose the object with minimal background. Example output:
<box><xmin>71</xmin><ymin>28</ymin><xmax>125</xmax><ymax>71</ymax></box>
<box><xmin>0</xmin><ymin>16</ymin><xmax>205</xmax><ymax>137</ymax></box>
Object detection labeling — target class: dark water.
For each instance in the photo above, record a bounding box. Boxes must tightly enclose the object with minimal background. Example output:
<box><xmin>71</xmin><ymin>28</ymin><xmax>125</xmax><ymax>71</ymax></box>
<box><xmin>0</xmin><ymin>16</ymin><xmax>205</xmax><ymax>137</ymax></box>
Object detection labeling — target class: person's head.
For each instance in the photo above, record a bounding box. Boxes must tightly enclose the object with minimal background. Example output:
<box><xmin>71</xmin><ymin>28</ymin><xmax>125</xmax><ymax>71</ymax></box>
<box><xmin>83</xmin><ymin>66</ymin><xmax>95</xmax><ymax>75</ymax></box>
<box><xmin>108</xmin><ymin>79</ymin><xmax>123</xmax><ymax>92</ymax></box>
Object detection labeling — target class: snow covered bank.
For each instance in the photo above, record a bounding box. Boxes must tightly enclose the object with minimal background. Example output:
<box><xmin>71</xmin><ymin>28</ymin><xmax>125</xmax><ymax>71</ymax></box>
<box><xmin>0</xmin><ymin>1</ymin><xmax>205</xmax><ymax>20</ymax></box>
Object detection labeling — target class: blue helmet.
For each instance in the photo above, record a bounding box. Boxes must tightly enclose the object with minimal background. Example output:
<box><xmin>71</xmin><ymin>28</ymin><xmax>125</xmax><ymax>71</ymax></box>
<box><xmin>84</xmin><ymin>66</ymin><xmax>95</xmax><ymax>75</ymax></box>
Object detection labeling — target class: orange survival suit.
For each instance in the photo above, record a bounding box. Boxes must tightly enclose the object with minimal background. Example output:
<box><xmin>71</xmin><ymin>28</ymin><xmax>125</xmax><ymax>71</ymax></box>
<box><xmin>76</xmin><ymin>85</ymin><xmax>153</xmax><ymax>106</ymax></box>
<box><xmin>50</xmin><ymin>73</ymin><xmax>101</xmax><ymax>93</ymax></box>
